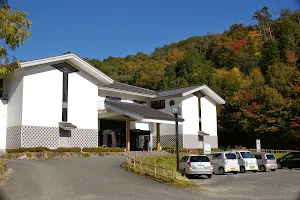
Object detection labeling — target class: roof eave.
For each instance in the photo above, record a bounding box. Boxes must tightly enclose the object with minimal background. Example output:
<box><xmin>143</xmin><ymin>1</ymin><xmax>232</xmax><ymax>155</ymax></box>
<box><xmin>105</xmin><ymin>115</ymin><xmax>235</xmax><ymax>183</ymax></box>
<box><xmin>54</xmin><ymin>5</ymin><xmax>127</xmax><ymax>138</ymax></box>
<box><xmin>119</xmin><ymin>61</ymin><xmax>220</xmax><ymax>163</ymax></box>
<box><xmin>182</xmin><ymin>85</ymin><xmax>225</xmax><ymax>105</ymax></box>
<box><xmin>99</xmin><ymin>86</ymin><xmax>157</xmax><ymax>98</ymax></box>
<box><xmin>20</xmin><ymin>53</ymin><xmax>114</xmax><ymax>84</ymax></box>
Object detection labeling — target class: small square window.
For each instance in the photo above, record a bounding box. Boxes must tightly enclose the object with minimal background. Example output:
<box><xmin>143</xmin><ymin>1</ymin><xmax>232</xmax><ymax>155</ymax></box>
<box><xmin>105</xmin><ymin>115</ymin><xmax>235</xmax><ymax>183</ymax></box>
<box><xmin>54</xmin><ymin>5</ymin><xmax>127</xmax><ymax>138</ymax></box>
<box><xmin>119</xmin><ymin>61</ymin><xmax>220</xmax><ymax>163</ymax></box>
<box><xmin>151</xmin><ymin>100</ymin><xmax>165</xmax><ymax>109</ymax></box>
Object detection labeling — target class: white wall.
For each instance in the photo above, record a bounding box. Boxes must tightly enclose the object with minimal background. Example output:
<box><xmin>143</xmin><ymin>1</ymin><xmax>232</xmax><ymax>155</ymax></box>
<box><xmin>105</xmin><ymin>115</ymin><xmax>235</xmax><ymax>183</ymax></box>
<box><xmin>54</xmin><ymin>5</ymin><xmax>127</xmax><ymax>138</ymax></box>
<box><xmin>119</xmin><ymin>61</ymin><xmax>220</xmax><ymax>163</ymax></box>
<box><xmin>130</xmin><ymin>121</ymin><xmax>150</xmax><ymax>131</ymax></box>
<box><xmin>68</xmin><ymin>71</ymin><xmax>98</xmax><ymax>129</ymax></box>
<box><xmin>7</xmin><ymin>70</ymin><xmax>24</xmax><ymax>127</ymax></box>
<box><xmin>182</xmin><ymin>94</ymin><xmax>199</xmax><ymax>135</ymax></box>
<box><xmin>200</xmin><ymin>96</ymin><xmax>217</xmax><ymax>136</ymax></box>
<box><xmin>98</xmin><ymin>90</ymin><xmax>150</xmax><ymax>109</ymax></box>
<box><xmin>22</xmin><ymin>65</ymin><xmax>62</xmax><ymax>127</ymax></box>
<box><xmin>0</xmin><ymin>101</ymin><xmax>7</xmax><ymax>151</ymax></box>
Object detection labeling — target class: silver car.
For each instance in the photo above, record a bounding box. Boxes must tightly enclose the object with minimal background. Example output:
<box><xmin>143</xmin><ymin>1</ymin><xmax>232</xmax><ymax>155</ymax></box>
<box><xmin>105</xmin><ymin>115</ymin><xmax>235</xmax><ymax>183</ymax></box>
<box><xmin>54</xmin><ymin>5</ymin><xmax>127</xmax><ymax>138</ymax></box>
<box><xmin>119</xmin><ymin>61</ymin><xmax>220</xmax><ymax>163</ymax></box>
<box><xmin>179</xmin><ymin>155</ymin><xmax>213</xmax><ymax>178</ymax></box>
<box><xmin>254</xmin><ymin>153</ymin><xmax>278</xmax><ymax>172</ymax></box>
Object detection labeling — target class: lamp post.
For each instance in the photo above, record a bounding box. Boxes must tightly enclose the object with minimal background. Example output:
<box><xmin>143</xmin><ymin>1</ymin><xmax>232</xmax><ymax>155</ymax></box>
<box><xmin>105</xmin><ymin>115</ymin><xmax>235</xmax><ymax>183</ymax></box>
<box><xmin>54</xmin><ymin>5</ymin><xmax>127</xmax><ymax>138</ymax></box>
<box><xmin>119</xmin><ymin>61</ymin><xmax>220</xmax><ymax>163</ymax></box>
<box><xmin>171</xmin><ymin>105</ymin><xmax>181</xmax><ymax>172</ymax></box>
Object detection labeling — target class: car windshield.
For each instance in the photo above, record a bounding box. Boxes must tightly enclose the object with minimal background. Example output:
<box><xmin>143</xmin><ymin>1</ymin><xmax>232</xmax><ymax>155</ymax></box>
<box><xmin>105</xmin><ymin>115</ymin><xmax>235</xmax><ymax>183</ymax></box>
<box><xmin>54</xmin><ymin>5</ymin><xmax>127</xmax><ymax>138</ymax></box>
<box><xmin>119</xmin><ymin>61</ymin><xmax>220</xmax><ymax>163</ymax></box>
<box><xmin>190</xmin><ymin>156</ymin><xmax>209</xmax><ymax>162</ymax></box>
<box><xmin>240</xmin><ymin>152</ymin><xmax>255</xmax><ymax>158</ymax></box>
<box><xmin>225</xmin><ymin>153</ymin><xmax>237</xmax><ymax>159</ymax></box>
<box><xmin>266</xmin><ymin>154</ymin><xmax>275</xmax><ymax>160</ymax></box>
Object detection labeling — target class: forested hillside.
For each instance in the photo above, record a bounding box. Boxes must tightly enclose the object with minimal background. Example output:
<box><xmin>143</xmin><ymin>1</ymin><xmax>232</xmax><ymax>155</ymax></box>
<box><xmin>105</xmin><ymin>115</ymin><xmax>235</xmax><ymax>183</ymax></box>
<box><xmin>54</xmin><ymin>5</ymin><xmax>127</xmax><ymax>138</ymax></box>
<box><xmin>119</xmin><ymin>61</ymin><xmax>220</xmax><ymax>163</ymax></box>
<box><xmin>86</xmin><ymin>7</ymin><xmax>300</xmax><ymax>149</ymax></box>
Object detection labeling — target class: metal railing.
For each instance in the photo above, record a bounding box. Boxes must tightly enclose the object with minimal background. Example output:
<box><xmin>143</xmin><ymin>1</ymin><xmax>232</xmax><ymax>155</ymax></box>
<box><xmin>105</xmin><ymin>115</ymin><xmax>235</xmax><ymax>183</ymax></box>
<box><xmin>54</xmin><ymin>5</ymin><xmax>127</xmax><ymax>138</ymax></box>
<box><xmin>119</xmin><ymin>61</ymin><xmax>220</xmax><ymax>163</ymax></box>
<box><xmin>165</xmin><ymin>148</ymin><xmax>294</xmax><ymax>155</ymax></box>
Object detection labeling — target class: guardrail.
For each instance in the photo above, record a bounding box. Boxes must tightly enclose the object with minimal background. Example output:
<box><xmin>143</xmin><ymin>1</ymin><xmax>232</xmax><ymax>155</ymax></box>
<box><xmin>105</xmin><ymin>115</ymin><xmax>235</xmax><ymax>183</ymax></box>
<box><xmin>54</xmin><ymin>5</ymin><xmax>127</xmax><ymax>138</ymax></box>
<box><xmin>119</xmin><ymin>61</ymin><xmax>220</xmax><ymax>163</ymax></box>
<box><xmin>126</xmin><ymin>155</ymin><xmax>177</xmax><ymax>181</ymax></box>
<box><xmin>247</xmin><ymin>149</ymin><xmax>294</xmax><ymax>154</ymax></box>
<box><xmin>164</xmin><ymin>148</ymin><xmax>294</xmax><ymax>155</ymax></box>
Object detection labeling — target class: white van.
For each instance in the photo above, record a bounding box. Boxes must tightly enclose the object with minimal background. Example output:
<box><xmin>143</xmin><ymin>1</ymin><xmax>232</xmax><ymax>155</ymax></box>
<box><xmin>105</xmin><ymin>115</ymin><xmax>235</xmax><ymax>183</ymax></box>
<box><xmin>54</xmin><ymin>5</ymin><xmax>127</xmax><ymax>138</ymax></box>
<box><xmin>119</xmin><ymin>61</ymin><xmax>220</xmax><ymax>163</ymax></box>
<box><xmin>207</xmin><ymin>152</ymin><xmax>239</xmax><ymax>175</ymax></box>
<box><xmin>233</xmin><ymin>150</ymin><xmax>258</xmax><ymax>173</ymax></box>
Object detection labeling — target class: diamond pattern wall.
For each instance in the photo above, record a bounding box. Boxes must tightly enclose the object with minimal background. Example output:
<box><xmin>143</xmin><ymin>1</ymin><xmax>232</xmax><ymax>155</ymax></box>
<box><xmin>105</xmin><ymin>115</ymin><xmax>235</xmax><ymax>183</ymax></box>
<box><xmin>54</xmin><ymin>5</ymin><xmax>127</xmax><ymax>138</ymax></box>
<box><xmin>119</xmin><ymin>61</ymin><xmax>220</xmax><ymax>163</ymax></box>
<box><xmin>70</xmin><ymin>129</ymin><xmax>98</xmax><ymax>148</ymax></box>
<box><xmin>152</xmin><ymin>135</ymin><xmax>183</xmax><ymax>148</ymax></box>
<box><xmin>183</xmin><ymin>135</ymin><xmax>202</xmax><ymax>148</ymax></box>
<box><xmin>21</xmin><ymin>126</ymin><xmax>60</xmax><ymax>148</ymax></box>
<box><xmin>6</xmin><ymin>126</ymin><xmax>21</xmax><ymax>148</ymax></box>
<box><xmin>152</xmin><ymin>134</ymin><xmax>218</xmax><ymax>149</ymax></box>
<box><xmin>204</xmin><ymin>135</ymin><xmax>218</xmax><ymax>148</ymax></box>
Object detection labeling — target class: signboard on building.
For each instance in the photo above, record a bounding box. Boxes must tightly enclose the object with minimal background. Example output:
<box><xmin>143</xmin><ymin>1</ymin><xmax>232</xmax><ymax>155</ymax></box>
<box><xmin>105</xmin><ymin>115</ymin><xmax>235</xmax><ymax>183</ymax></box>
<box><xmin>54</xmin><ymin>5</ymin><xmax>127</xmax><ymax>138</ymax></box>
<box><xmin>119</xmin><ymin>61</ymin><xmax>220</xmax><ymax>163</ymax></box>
<box><xmin>256</xmin><ymin>139</ymin><xmax>261</xmax><ymax>152</ymax></box>
<box><xmin>204</xmin><ymin>143</ymin><xmax>211</xmax><ymax>155</ymax></box>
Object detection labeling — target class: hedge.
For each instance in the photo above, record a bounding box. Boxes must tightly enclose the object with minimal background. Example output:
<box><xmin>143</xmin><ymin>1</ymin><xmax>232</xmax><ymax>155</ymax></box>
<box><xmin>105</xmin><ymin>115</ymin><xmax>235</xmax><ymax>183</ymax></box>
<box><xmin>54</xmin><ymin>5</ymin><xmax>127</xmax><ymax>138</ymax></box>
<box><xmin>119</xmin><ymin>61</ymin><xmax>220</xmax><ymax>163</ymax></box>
<box><xmin>52</xmin><ymin>147</ymin><xmax>81</xmax><ymax>152</ymax></box>
<box><xmin>82</xmin><ymin>147</ymin><xmax>124</xmax><ymax>152</ymax></box>
<box><xmin>7</xmin><ymin>147</ymin><xmax>51</xmax><ymax>153</ymax></box>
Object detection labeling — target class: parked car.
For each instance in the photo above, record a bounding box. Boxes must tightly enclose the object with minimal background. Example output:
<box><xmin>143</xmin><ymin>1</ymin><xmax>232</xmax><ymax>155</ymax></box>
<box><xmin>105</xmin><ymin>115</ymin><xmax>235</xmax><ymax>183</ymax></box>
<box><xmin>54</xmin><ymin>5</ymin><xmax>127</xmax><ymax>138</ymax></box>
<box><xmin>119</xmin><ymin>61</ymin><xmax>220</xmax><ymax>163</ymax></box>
<box><xmin>179</xmin><ymin>155</ymin><xmax>213</xmax><ymax>178</ymax></box>
<box><xmin>207</xmin><ymin>152</ymin><xmax>239</xmax><ymax>175</ymax></box>
<box><xmin>277</xmin><ymin>151</ymin><xmax>300</xmax><ymax>169</ymax></box>
<box><xmin>253</xmin><ymin>153</ymin><xmax>277</xmax><ymax>172</ymax></box>
<box><xmin>232</xmin><ymin>150</ymin><xmax>258</xmax><ymax>173</ymax></box>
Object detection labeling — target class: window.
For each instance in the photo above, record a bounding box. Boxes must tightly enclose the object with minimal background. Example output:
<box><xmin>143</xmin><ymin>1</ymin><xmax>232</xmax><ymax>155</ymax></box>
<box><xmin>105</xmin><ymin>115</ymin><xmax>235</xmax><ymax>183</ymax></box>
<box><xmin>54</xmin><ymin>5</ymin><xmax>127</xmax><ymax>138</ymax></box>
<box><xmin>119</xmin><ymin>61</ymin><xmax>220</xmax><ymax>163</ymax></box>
<box><xmin>180</xmin><ymin>156</ymin><xmax>188</xmax><ymax>162</ymax></box>
<box><xmin>198</xmin><ymin>134</ymin><xmax>204</xmax><ymax>141</ymax></box>
<box><xmin>225</xmin><ymin>153</ymin><xmax>237</xmax><ymax>159</ymax></box>
<box><xmin>266</xmin><ymin>154</ymin><xmax>275</xmax><ymax>160</ymax></box>
<box><xmin>63</xmin><ymin>73</ymin><xmax>68</xmax><ymax>102</ymax></box>
<box><xmin>0</xmin><ymin>79</ymin><xmax>3</xmax><ymax>98</ymax></box>
<box><xmin>240</xmin><ymin>152</ymin><xmax>255</xmax><ymax>158</ymax></box>
<box><xmin>133</xmin><ymin>100</ymin><xmax>146</xmax><ymax>104</ymax></box>
<box><xmin>254</xmin><ymin>154</ymin><xmax>262</xmax><ymax>159</ymax></box>
<box><xmin>151</xmin><ymin>100</ymin><xmax>165</xmax><ymax>109</ymax></box>
<box><xmin>213</xmin><ymin>153</ymin><xmax>222</xmax><ymax>159</ymax></box>
<box><xmin>190</xmin><ymin>156</ymin><xmax>210</xmax><ymax>162</ymax></box>
<box><xmin>106</xmin><ymin>96</ymin><xmax>121</xmax><ymax>101</ymax></box>
<box><xmin>62</xmin><ymin>108</ymin><xmax>68</xmax><ymax>122</ymax></box>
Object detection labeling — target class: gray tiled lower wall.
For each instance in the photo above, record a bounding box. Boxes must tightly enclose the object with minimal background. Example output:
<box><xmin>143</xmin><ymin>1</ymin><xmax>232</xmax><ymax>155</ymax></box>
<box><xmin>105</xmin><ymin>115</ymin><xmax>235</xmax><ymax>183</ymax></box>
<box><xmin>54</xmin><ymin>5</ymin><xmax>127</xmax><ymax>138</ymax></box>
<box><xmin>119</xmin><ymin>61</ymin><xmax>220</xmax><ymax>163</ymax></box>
<box><xmin>152</xmin><ymin>134</ymin><xmax>218</xmax><ymax>149</ymax></box>
<box><xmin>204</xmin><ymin>135</ymin><xmax>218</xmax><ymax>149</ymax></box>
<box><xmin>6</xmin><ymin>125</ymin><xmax>98</xmax><ymax>149</ymax></box>
<box><xmin>152</xmin><ymin>135</ymin><xmax>183</xmax><ymax>148</ymax></box>
<box><xmin>6</xmin><ymin>126</ymin><xmax>22</xmax><ymax>149</ymax></box>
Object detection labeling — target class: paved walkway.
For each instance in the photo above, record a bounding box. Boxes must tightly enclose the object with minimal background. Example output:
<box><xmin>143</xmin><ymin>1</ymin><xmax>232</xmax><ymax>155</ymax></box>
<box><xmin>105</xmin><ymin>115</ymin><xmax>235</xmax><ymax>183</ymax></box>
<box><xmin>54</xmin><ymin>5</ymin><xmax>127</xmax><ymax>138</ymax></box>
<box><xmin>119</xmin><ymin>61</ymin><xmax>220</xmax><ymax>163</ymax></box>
<box><xmin>0</xmin><ymin>157</ymin><xmax>202</xmax><ymax>200</ymax></box>
<box><xmin>0</xmin><ymin>157</ymin><xmax>299</xmax><ymax>200</ymax></box>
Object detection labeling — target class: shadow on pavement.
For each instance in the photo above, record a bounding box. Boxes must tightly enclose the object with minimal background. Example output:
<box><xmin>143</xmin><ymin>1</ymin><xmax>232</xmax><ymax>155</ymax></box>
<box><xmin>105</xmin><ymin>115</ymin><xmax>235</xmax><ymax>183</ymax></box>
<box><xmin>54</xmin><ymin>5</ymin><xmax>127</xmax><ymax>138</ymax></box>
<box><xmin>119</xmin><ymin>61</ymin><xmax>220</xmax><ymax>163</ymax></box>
<box><xmin>0</xmin><ymin>189</ymin><xmax>7</xmax><ymax>200</ymax></box>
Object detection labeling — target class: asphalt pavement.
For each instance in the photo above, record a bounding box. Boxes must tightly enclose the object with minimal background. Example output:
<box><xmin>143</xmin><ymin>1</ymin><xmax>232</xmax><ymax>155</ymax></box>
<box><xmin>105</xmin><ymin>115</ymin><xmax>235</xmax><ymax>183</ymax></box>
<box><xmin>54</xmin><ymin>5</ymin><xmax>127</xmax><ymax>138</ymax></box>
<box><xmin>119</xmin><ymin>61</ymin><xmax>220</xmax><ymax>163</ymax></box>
<box><xmin>0</xmin><ymin>157</ymin><xmax>299</xmax><ymax>200</ymax></box>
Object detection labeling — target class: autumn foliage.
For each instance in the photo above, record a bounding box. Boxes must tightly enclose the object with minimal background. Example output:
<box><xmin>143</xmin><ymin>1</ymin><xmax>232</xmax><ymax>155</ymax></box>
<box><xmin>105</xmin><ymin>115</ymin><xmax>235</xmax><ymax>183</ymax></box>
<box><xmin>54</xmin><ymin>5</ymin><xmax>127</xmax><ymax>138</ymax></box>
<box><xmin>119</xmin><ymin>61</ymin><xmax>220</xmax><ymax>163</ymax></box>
<box><xmin>86</xmin><ymin>7</ymin><xmax>300</xmax><ymax>149</ymax></box>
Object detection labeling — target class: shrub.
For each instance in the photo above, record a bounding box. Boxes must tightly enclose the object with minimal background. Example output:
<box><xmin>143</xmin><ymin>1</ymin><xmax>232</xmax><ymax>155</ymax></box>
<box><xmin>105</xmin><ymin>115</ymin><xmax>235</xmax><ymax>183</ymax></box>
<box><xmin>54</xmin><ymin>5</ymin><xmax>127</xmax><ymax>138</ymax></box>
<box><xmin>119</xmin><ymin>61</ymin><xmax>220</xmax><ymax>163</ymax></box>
<box><xmin>82</xmin><ymin>153</ymin><xmax>90</xmax><ymax>157</ymax></box>
<box><xmin>52</xmin><ymin>147</ymin><xmax>81</xmax><ymax>152</ymax></box>
<box><xmin>0</xmin><ymin>160</ymin><xmax>7</xmax><ymax>175</ymax></box>
<box><xmin>82</xmin><ymin>147</ymin><xmax>124</xmax><ymax>153</ymax></box>
<box><xmin>26</xmin><ymin>152</ymin><xmax>33</xmax><ymax>158</ymax></box>
<box><xmin>7</xmin><ymin>147</ymin><xmax>50</xmax><ymax>153</ymax></box>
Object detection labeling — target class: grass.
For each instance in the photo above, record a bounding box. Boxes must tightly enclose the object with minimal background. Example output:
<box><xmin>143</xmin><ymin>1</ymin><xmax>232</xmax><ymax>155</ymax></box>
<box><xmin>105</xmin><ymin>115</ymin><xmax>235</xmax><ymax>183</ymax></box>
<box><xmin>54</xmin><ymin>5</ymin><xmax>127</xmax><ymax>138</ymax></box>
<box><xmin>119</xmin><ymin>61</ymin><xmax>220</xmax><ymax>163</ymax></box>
<box><xmin>125</xmin><ymin>155</ymin><xmax>199</xmax><ymax>189</ymax></box>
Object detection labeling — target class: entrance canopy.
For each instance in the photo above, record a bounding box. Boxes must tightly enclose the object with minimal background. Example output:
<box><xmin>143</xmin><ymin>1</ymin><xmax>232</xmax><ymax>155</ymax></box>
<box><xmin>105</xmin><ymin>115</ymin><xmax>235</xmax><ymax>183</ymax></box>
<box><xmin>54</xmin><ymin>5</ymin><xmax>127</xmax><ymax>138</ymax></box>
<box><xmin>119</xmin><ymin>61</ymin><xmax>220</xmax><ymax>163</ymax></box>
<box><xmin>104</xmin><ymin>100</ymin><xmax>184</xmax><ymax>124</ymax></box>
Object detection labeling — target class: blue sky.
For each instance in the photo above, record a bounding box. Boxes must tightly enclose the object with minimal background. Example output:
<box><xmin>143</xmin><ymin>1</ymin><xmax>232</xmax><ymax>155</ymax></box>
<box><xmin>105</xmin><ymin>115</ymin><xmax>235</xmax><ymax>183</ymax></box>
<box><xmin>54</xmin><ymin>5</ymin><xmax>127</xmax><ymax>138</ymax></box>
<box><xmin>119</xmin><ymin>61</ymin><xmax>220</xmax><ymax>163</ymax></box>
<box><xmin>9</xmin><ymin>0</ymin><xmax>299</xmax><ymax>61</ymax></box>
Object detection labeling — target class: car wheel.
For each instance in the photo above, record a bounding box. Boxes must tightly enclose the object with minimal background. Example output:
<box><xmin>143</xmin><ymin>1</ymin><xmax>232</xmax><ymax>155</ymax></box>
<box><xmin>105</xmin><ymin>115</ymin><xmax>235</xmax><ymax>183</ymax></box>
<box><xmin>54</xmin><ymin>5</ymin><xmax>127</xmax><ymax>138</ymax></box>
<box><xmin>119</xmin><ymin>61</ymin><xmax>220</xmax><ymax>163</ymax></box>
<box><xmin>218</xmin><ymin>167</ymin><xmax>225</xmax><ymax>175</ymax></box>
<box><xmin>277</xmin><ymin>162</ymin><xmax>282</xmax><ymax>169</ymax></box>
<box><xmin>240</xmin><ymin>166</ymin><xmax>246</xmax><ymax>173</ymax></box>
<box><xmin>233</xmin><ymin>171</ymin><xmax>238</xmax><ymax>174</ymax></box>
<box><xmin>271</xmin><ymin>169</ymin><xmax>276</xmax><ymax>172</ymax></box>
<box><xmin>260</xmin><ymin>165</ymin><xmax>266</xmax><ymax>172</ymax></box>
<box><xmin>207</xmin><ymin>174</ymin><xmax>212</xmax><ymax>178</ymax></box>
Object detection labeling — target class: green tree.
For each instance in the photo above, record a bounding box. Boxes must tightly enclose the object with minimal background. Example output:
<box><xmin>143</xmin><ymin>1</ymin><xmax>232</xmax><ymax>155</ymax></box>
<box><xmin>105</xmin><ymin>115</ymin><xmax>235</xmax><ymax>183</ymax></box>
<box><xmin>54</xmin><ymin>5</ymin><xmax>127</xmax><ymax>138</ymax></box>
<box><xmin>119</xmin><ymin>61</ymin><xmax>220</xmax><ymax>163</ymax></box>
<box><xmin>0</xmin><ymin>0</ymin><xmax>32</xmax><ymax>76</ymax></box>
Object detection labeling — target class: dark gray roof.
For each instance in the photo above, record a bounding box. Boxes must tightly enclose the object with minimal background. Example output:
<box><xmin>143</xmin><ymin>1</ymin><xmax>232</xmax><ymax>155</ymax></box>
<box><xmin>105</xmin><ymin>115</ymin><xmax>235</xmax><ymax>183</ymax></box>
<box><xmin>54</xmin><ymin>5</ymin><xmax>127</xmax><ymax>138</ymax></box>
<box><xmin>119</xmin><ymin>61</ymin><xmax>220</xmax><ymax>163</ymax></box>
<box><xmin>103</xmin><ymin>82</ymin><xmax>157</xmax><ymax>96</ymax></box>
<box><xmin>105</xmin><ymin>100</ymin><xmax>183</xmax><ymax>122</ymax></box>
<box><xmin>156</xmin><ymin>85</ymin><xmax>203</xmax><ymax>97</ymax></box>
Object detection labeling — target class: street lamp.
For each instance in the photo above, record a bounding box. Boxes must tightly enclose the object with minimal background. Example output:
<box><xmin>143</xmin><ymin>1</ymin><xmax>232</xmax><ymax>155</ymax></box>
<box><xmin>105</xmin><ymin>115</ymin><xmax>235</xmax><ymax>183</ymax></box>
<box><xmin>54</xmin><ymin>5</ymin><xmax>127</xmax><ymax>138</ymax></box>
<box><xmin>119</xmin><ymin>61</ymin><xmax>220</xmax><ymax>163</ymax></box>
<box><xmin>171</xmin><ymin>105</ymin><xmax>181</xmax><ymax>172</ymax></box>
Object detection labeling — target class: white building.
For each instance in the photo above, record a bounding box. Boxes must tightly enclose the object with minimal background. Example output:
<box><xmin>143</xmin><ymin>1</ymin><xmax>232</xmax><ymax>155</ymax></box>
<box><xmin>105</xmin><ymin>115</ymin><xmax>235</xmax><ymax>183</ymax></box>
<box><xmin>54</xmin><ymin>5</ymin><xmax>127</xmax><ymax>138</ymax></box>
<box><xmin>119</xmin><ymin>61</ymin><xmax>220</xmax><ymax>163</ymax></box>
<box><xmin>0</xmin><ymin>52</ymin><xmax>225</xmax><ymax>152</ymax></box>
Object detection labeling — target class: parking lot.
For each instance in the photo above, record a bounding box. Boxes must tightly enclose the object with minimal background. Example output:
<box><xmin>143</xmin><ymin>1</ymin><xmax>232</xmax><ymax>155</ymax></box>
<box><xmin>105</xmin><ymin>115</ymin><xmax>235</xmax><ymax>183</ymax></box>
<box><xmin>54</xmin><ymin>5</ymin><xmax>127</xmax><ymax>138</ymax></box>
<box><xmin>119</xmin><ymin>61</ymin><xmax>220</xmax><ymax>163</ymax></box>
<box><xmin>193</xmin><ymin>169</ymin><xmax>300</xmax><ymax>200</ymax></box>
